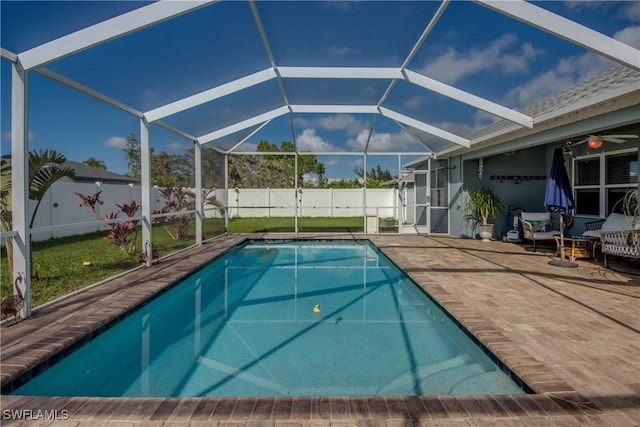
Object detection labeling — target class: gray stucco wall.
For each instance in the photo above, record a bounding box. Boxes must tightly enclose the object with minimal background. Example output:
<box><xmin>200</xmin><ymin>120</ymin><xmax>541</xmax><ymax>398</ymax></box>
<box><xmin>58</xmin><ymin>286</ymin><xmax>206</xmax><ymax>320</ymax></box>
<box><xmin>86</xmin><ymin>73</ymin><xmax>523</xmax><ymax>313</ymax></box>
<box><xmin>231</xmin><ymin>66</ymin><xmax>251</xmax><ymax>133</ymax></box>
<box><xmin>458</xmin><ymin>146</ymin><xmax>549</xmax><ymax>238</ymax></box>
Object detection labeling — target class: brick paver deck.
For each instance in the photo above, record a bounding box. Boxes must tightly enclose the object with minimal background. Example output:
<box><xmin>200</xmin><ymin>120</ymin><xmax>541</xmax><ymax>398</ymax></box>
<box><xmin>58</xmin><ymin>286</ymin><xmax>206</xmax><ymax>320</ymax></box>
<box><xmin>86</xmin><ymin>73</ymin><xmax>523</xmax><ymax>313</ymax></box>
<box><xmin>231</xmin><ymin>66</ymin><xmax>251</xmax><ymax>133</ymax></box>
<box><xmin>1</xmin><ymin>234</ymin><xmax>639</xmax><ymax>426</ymax></box>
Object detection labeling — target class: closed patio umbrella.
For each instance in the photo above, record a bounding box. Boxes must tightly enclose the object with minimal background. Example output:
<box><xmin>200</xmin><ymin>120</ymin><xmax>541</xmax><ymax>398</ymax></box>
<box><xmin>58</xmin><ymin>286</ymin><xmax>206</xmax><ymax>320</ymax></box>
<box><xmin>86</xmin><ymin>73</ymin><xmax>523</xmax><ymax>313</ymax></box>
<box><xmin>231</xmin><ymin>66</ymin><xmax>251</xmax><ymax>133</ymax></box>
<box><xmin>545</xmin><ymin>147</ymin><xmax>576</xmax><ymax>268</ymax></box>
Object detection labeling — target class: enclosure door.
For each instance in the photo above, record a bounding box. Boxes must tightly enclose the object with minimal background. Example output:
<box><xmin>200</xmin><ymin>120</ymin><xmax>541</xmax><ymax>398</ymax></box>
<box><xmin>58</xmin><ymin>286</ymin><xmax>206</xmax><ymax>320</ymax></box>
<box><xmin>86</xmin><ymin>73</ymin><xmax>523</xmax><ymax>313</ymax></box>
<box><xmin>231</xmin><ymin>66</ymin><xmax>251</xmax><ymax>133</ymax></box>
<box><xmin>429</xmin><ymin>167</ymin><xmax>449</xmax><ymax>234</ymax></box>
<box><xmin>414</xmin><ymin>171</ymin><xmax>430</xmax><ymax>233</ymax></box>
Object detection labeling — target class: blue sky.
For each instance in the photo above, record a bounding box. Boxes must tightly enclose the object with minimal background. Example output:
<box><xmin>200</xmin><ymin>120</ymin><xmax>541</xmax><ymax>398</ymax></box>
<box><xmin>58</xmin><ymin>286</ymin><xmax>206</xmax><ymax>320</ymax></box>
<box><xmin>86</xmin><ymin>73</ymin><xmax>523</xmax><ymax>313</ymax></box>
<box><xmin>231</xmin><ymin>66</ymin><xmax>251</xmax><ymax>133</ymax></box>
<box><xmin>1</xmin><ymin>1</ymin><xmax>639</xmax><ymax>179</ymax></box>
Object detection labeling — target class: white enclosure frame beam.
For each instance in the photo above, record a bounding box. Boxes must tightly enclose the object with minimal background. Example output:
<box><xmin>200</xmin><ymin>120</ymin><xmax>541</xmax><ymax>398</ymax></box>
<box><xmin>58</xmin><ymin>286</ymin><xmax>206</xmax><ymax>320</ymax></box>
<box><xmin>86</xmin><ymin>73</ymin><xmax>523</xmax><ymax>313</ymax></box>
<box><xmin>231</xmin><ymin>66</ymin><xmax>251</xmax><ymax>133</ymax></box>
<box><xmin>377</xmin><ymin>0</ymin><xmax>450</xmax><ymax>107</ymax></box>
<box><xmin>145</xmin><ymin>68</ymin><xmax>275</xmax><ymax>122</ymax></box>
<box><xmin>249</xmin><ymin>0</ymin><xmax>296</xmax><ymax>152</ymax></box>
<box><xmin>200</xmin><ymin>104</ymin><xmax>471</xmax><ymax>148</ymax></box>
<box><xmin>140</xmin><ymin>119</ymin><xmax>153</xmax><ymax>267</ymax></box>
<box><xmin>36</xmin><ymin>68</ymin><xmax>144</xmax><ymax>118</ymax></box>
<box><xmin>198</xmin><ymin>106</ymin><xmax>289</xmax><ymax>144</ymax></box>
<box><xmin>476</xmin><ymin>0</ymin><xmax>640</xmax><ymax>71</ymax></box>
<box><xmin>226</xmin><ymin>120</ymin><xmax>273</xmax><ymax>154</ymax></box>
<box><xmin>194</xmin><ymin>141</ymin><xmax>203</xmax><ymax>246</ymax></box>
<box><xmin>1</xmin><ymin>48</ymin><xmax>18</xmax><ymax>62</ymax></box>
<box><xmin>153</xmin><ymin>121</ymin><xmax>199</xmax><ymax>145</ymax></box>
<box><xmin>394</xmin><ymin>121</ymin><xmax>441</xmax><ymax>153</ymax></box>
<box><xmin>19</xmin><ymin>1</ymin><xmax>219</xmax><ymax>70</ymax></box>
<box><xmin>291</xmin><ymin>105</ymin><xmax>378</xmax><ymax>114</ymax></box>
<box><xmin>379</xmin><ymin>107</ymin><xmax>471</xmax><ymax>148</ymax></box>
<box><xmin>224</xmin><ymin>154</ymin><xmax>229</xmax><ymax>232</ymax></box>
<box><xmin>278</xmin><ymin>67</ymin><xmax>401</xmax><ymax>79</ymax></box>
<box><xmin>403</xmin><ymin>69</ymin><xmax>533</xmax><ymax>128</ymax></box>
<box><xmin>11</xmin><ymin>63</ymin><xmax>31</xmax><ymax>318</ymax></box>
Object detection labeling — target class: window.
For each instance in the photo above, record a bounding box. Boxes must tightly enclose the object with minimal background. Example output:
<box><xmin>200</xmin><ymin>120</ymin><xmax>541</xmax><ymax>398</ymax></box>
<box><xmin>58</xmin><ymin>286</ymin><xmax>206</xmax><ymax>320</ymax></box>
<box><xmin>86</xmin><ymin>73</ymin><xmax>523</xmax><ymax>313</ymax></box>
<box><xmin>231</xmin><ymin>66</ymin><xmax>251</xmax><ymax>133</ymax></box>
<box><xmin>573</xmin><ymin>149</ymin><xmax>638</xmax><ymax>217</ymax></box>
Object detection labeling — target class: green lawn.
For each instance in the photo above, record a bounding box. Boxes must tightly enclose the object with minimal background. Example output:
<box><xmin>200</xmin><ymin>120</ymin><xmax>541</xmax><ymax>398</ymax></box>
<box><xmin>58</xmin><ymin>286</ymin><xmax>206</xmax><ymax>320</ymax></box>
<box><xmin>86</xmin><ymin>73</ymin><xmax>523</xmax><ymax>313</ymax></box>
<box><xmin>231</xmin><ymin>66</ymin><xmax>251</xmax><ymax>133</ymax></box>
<box><xmin>0</xmin><ymin>216</ymin><xmax>374</xmax><ymax>314</ymax></box>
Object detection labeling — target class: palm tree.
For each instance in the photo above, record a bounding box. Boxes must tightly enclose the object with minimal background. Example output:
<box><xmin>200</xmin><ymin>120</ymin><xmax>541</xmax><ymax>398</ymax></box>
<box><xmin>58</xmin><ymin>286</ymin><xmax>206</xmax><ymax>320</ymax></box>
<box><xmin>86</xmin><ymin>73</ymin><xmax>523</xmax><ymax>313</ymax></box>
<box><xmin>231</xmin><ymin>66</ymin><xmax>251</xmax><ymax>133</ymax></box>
<box><xmin>1</xmin><ymin>150</ymin><xmax>75</xmax><ymax>279</ymax></box>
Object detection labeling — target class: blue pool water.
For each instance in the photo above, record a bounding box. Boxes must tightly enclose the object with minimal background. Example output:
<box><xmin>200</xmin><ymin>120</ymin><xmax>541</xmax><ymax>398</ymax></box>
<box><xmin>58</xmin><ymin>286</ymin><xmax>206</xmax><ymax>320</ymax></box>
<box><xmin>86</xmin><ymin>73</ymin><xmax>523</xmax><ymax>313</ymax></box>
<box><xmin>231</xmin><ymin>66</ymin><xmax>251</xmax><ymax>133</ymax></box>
<box><xmin>12</xmin><ymin>241</ymin><xmax>526</xmax><ymax>397</ymax></box>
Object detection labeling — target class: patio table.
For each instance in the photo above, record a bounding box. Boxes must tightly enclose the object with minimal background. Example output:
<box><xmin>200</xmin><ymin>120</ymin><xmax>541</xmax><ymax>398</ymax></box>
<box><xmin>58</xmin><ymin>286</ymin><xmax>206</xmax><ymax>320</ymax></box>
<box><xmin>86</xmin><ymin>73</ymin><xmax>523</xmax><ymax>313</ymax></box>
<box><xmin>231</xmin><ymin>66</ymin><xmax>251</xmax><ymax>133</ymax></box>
<box><xmin>553</xmin><ymin>235</ymin><xmax>598</xmax><ymax>262</ymax></box>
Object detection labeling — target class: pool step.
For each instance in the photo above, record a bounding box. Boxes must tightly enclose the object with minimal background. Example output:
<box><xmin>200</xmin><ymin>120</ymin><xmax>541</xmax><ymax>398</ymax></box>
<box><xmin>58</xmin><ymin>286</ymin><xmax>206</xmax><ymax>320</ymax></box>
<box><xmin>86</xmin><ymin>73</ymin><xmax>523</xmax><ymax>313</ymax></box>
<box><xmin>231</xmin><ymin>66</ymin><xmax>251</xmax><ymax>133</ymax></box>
<box><xmin>378</xmin><ymin>353</ymin><xmax>473</xmax><ymax>395</ymax></box>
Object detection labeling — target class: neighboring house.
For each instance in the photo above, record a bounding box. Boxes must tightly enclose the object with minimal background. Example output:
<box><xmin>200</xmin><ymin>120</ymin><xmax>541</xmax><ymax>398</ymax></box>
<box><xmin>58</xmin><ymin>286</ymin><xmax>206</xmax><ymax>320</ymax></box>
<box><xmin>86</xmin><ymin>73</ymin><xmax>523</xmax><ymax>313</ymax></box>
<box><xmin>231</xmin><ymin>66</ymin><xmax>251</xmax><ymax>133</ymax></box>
<box><xmin>406</xmin><ymin>65</ymin><xmax>640</xmax><ymax>238</ymax></box>
<box><xmin>59</xmin><ymin>160</ymin><xmax>139</xmax><ymax>185</ymax></box>
<box><xmin>1</xmin><ymin>157</ymin><xmax>143</xmax><ymax>242</ymax></box>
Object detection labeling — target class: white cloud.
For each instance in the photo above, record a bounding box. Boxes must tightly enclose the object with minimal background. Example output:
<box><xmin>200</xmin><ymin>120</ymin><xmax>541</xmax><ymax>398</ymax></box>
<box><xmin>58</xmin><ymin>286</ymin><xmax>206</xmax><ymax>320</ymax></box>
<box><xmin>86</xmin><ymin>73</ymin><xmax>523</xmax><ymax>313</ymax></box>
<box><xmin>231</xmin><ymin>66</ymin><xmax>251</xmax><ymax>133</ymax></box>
<box><xmin>613</xmin><ymin>25</ymin><xmax>640</xmax><ymax>48</ymax></box>
<box><xmin>473</xmin><ymin>110</ymin><xmax>501</xmax><ymax>128</ymax></box>
<box><xmin>296</xmin><ymin>128</ymin><xmax>339</xmax><ymax>152</ymax></box>
<box><xmin>565</xmin><ymin>1</ymin><xmax>640</xmax><ymax>22</ymax></box>
<box><xmin>498</xmin><ymin>21</ymin><xmax>640</xmax><ymax>109</ymax></box>
<box><xmin>421</xmin><ymin>33</ymin><xmax>543</xmax><ymax>84</ymax></box>
<box><xmin>105</xmin><ymin>136</ymin><xmax>128</xmax><ymax>149</ymax></box>
<box><xmin>564</xmin><ymin>1</ymin><xmax>610</xmax><ymax>12</ymax></box>
<box><xmin>503</xmin><ymin>69</ymin><xmax>576</xmax><ymax>109</ymax></box>
<box><xmin>347</xmin><ymin>129</ymin><xmax>417</xmax><ymax>152</ymax></box>
<box><xmin>403</xmin><ymin>95</ymin><xmax>424</xmax><ymax>109</ymax></box>
<box><xmin>294</xmin><ymin>114</ymin><xmax>368</xmax><ymax>136</ymax></box>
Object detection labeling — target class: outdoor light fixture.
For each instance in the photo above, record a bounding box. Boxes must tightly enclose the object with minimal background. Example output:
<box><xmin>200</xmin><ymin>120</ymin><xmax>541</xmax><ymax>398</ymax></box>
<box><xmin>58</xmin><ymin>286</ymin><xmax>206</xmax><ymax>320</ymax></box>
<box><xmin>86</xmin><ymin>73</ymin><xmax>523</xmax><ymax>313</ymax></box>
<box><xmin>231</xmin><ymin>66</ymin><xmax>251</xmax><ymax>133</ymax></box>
<box><xmin>587</xmin><ymin>135</ymin><xmax>603</xmax><ymax>149</ymax></box>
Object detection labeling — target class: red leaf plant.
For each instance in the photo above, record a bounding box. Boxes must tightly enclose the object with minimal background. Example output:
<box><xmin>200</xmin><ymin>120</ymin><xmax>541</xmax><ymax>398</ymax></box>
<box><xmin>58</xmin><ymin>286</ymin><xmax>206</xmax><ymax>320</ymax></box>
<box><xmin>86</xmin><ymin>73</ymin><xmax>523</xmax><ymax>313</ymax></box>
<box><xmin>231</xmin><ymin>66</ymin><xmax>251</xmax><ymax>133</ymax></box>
<box><xmin>76</xmin><ymin>192</ymin><xmax>140</xmax><ymax>253</ymax></box>
<box><xmin>154</xmin><ymin>187</ymin><xmax>195</xmax><ymax>240</ymax></box>
<box><xmin>74</xmin><ymin>191</ymin><xmax>102</xmax><ymax>214</ymax></box>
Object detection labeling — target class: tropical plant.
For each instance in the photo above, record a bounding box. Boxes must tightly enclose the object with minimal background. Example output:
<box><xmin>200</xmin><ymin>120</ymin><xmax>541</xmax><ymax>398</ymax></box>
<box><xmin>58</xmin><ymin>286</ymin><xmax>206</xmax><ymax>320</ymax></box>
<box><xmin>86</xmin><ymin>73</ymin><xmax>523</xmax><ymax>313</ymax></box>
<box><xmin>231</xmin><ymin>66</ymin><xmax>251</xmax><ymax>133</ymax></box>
<box><xmin>28</xmin><ymin>150</ymin><xmax>76</xmax><ymax>228</ymax></box>
<box><xmin>75</xmin><ymin>191</ymin><xmax>141</xmax><ymax>253</ymax></box>
<box><xmin>466</xmin><ymin>186</ymin><xmax>503</xmax><ymax>226</ymax></box>
<box><xmin>153</xmin><ymin>187</ymin><xmax>195</xmax><ymax>240</ymax></box>
<box><xmin>1</xmin><ymin>150</ymin><xmax>75</xmax><ymax>278</ymax></box>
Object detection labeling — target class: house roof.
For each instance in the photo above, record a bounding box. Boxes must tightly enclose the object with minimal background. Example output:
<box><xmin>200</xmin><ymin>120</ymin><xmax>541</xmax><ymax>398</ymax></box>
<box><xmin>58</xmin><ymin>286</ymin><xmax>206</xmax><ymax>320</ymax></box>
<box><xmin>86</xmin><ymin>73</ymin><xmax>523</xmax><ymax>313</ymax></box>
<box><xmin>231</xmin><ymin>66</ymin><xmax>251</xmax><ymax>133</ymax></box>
<box><xmin>62</xmin><ymin>161</ymin><xmax>139</xmax><ymax>185</ymax></box>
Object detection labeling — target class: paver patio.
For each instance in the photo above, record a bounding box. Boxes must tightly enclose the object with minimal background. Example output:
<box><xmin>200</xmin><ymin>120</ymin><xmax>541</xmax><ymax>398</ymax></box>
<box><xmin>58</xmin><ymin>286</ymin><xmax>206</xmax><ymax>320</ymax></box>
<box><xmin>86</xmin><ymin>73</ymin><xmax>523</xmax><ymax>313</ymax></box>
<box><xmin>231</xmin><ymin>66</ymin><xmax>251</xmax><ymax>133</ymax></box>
<box><xmin>1</xmin><ymin>234</ymin><xmax>639</xmax><ymax>426</ymax></box>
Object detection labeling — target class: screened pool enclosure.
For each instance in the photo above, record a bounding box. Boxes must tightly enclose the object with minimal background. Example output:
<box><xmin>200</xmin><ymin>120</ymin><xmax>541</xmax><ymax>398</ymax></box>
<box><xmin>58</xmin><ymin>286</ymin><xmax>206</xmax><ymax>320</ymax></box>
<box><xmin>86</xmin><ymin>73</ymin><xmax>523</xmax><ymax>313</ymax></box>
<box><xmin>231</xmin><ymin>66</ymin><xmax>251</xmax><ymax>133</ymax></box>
<box><xmin>1</xmin><ymin>1</ymin><xmax>639</xmax><ymax>317</ymax></box>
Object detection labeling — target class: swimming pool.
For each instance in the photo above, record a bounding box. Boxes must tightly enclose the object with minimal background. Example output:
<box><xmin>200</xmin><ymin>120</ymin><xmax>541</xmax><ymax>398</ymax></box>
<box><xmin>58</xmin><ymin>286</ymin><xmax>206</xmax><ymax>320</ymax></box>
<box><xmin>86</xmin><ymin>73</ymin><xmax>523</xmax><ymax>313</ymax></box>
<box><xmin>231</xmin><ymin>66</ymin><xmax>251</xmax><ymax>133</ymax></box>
<box><xmin>12</xmin><ymin>240</ymin><xmax>526</xmax><ymax>397</ymax></box>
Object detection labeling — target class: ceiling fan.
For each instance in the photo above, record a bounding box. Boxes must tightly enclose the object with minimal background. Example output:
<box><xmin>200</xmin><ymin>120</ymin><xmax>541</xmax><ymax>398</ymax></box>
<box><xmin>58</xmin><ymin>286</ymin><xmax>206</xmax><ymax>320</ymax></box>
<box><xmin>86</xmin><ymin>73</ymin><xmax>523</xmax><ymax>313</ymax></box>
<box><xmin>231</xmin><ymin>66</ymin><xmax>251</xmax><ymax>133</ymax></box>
<box><xmin>566</xmin><ymin>134</ymin><xmax>639</xmax><ymax>149</ymax></box>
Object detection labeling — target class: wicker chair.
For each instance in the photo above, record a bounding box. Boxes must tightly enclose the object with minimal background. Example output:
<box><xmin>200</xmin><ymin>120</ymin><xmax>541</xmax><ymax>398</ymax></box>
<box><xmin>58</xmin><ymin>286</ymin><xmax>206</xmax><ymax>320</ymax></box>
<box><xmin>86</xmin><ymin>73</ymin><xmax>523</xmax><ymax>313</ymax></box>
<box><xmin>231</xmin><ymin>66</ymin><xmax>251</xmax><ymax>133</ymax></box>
<box><xmin>582</xmin><ymin>214</ymin><xmax>640</xmax><ymax>269</ymax></box>
<box><xmin>519</xmin><ymin>212</ymin><xmax>561</xmax><ymax>252</ymax></box>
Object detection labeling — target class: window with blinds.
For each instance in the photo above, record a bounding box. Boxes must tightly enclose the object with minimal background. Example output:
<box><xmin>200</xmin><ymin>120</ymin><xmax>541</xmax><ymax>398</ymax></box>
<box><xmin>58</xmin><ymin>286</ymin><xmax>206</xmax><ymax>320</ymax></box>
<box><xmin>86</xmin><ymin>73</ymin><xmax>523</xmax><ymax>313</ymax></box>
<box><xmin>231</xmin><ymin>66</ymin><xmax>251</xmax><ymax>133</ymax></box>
<box><xmin>573</xmin><ymin>149</ymin><xmax>638</xmax><ymax>217</ymax></box>
<box><xmin>575</xmin><ymin>158</ymin><xmax>599</xmax><ymax>185</ymax></box>
<box><xmin>606</xmin><ymin>153</ymin><xmax>637</xmax><ymax>185</ymax></box>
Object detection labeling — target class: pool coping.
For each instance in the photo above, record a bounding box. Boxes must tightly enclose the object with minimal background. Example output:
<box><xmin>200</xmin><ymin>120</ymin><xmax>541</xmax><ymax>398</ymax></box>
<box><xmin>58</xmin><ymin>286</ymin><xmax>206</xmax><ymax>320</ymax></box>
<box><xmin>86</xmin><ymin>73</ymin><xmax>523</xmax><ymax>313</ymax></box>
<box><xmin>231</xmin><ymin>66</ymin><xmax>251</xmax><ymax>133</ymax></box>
<box><xmin>0</xmin><ymin>233</ymin><xmax>630</xmax><ymax>424</ymax></box>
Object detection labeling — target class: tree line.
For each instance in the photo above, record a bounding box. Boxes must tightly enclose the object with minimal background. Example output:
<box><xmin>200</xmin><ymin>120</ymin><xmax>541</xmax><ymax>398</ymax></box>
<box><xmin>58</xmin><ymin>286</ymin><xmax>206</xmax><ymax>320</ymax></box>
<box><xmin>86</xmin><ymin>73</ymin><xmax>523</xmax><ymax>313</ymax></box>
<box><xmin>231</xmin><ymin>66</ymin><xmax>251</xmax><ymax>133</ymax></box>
<box><xmin>83</xmin><ymin>133</ymin><xmax>395</xmax><ymax>189</ymax></box>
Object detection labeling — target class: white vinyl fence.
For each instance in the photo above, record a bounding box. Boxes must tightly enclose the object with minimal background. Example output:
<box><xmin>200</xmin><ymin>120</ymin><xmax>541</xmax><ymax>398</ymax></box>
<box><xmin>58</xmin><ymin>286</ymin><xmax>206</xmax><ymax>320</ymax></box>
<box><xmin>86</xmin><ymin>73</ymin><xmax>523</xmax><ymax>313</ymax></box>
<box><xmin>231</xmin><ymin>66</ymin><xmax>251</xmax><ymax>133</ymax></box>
<box><xmin>15</xmin><ymin>183</ymin><xmax>399</xmax><ymax>241</ymax></box>
<box><xmin>228</xmin><ymin>188</ymin><xmax>397</xmax><ymax>219</ymax></box>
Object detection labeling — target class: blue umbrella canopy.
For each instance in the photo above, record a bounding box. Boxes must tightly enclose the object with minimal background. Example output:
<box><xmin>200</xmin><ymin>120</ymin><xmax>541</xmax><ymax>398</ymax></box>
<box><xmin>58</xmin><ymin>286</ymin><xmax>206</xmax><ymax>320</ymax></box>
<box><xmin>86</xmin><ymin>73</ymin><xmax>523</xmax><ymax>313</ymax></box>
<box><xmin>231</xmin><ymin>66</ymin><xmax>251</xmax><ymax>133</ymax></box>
<box><xmin>545</xmin><ymin>147</ymin><xmax>575</xmax><ymax>213</ymax></box>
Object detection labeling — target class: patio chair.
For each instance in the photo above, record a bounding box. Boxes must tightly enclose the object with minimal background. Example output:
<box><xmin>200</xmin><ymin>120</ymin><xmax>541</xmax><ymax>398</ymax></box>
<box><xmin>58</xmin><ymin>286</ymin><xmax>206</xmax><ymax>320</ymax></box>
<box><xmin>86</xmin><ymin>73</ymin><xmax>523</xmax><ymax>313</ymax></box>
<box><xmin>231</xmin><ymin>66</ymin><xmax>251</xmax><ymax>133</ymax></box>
<box><xmin>519</xmin><ymin>212</ymin><xmax>561</xmax><ymax>252</ymax></box>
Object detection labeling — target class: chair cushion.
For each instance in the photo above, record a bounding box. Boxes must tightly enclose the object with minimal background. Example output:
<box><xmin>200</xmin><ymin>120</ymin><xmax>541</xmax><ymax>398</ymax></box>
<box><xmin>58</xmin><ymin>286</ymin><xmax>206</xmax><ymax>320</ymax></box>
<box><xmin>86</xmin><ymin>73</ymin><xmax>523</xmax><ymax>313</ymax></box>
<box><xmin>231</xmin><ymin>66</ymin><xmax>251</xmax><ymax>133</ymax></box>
<box><xmin>532</xmin><ymin>231</ymin><xmax>560</xmax><ymax>239</ymax></box>
<box><xmin>529</xmin><ymin>220</ymin><xmax>550</xmax><ymax>232</ymax></box>
<box><xmin>601</xmin><ymin>213</ymin><xmax>629</xmax><ymax>231</ymax></box>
